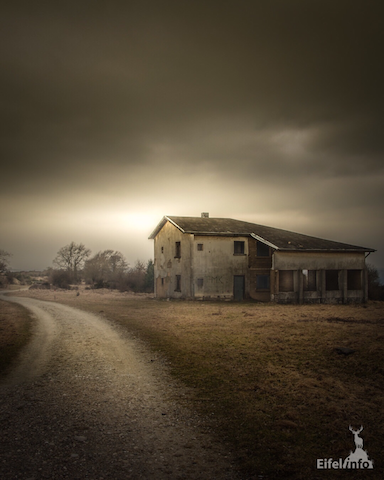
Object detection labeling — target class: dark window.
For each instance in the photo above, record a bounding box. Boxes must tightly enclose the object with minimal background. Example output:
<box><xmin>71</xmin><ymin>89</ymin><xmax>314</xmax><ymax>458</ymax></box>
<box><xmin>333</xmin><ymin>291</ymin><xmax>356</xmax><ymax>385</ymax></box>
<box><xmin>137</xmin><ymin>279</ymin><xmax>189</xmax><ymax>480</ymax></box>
<box><xmin>303</xmin><ymin>270</ymin><xmax>317</xmax><ymax>291</ymax></box>
<box><xmin>279</xmin><ymin>270</ymin><xmax>294</xmax><ymax>292</ymax></box>
<box><xmin>197</xmin><ymin>243</ymin><xmax>203</xmax><ymax>251</ymax></box>
<box><xmin>175</xmin><ymin>241</ymin><xmax>181</xmax><ymax>258</ymax></box>
<box><xmin>234</xmin><ymin>241</ymin><xmax>245</xmax><ymax>255</ymax></box>
<box><xmin>161</xmin><ymin>278</ymin><xmax>164</xmax><ymax>286</ymax></box>
<box><xmin>197</xmin><ymin>278</ymin><xmax>204</xmax><ymax>288</ymax></box>
<box><xmin>256</xmin><ymin>275</ymin><xmax>270</xmax><ymax>290</ymax></box>
<box><xmin>161</xmin><ymin>246</ymin><xmax>164</xmax><ymax>253</ymax></box>
<box><xmin>175</xmin><ymin>275</ymin><xmax>181</xmax><ymax>292</ymax></box>
<box><xmin>326</xmin><ymin>270</ymin><xmax>339</xmax><ymax>291</ymax></box>
<box><xmin>347</xmin><ymin>270</ymin><xmax>362</xmax><ymax>290</ymax></box>
<box><xmin>257</xmin><ymin>242</ymin><xmax>270</xmax><ymax>257</ymax></box>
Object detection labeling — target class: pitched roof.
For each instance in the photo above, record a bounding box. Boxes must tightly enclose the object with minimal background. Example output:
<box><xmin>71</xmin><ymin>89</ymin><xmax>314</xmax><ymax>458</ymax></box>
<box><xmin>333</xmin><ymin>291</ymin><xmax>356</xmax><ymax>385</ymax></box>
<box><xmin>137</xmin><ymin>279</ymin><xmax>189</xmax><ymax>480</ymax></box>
<box><xmin>149</xmin><ymin>216</ymin><xmax>375</xmax><ymax>252</ymax></box>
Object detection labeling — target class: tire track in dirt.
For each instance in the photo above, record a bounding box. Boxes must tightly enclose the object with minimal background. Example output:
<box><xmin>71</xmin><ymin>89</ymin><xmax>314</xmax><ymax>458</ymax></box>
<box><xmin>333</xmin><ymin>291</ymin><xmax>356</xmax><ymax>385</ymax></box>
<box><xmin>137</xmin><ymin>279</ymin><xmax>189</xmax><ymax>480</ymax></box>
<box><xmin>0</xmin><ymin>293</ymin><xmax>240</xmax><ymax>479</ymax></box>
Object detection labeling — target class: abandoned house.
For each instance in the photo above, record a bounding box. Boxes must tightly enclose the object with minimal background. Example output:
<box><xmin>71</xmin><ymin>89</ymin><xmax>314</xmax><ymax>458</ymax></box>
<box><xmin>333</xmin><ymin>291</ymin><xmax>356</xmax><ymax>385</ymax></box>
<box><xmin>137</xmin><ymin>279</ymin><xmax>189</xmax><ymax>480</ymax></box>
<box><xmin>149</xmin><ymin>214</ymin><xmax>375</xmax><ymax>303</ymax></box>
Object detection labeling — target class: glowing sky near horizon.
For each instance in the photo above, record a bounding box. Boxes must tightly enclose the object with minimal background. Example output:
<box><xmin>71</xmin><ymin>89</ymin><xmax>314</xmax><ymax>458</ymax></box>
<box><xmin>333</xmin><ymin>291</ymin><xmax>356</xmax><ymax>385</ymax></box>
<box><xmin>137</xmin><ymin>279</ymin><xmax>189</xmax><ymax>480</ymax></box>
<box><xmin>1</xmin><ymin>1</ymin><xmax>383</xmax><ymax>271</ymax></box>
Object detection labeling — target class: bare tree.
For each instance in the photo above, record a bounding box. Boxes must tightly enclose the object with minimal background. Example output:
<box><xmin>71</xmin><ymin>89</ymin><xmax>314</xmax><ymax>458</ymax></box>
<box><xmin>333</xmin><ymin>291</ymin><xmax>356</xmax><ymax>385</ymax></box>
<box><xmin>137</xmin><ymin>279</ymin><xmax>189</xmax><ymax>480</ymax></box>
<box><xmin>0</xmin><ymin>249</ymin><xmax>11</xmax><ymax>274</ymax></box>
<box><xmin>84</xmin><ymin>250</ymin><xmax>128</xmax><ymax>288</ymax></box>
<box><xmin>367</xmin><ymin>263</ymin><xmax>384</xmax><ymax>300</ymax></box>
<box><xmin>53</xmin><ymin>242</ymin><xmax>91</xmax><ymax>283</ymax></box>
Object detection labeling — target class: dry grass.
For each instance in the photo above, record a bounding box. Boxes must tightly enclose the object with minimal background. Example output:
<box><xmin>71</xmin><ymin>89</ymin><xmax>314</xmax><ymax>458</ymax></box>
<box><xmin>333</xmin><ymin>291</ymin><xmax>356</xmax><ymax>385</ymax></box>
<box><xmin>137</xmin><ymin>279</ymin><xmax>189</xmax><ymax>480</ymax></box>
<box><xmin>9</xmin><ymin>288</ymin><xmax>384</xmax><ymax>479</ymax></box>
<box><xmin>0</xmin><ymin>299</ymin><xmax>33</xmax><ymax>378</ymax></box>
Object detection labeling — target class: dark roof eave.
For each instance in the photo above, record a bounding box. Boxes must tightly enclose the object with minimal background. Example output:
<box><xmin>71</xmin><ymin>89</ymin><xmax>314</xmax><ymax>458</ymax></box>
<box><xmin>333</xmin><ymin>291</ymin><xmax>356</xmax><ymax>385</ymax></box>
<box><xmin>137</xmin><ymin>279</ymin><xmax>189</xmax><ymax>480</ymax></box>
<box><xmin>277</xmin><ymin>248</ymin><xmax>376</xmax><ymax>253</ymax></box>
<box><xmin>185</xmin><ymin>231</ymin><xmax>250</xmax><ymax>236</ymax></box>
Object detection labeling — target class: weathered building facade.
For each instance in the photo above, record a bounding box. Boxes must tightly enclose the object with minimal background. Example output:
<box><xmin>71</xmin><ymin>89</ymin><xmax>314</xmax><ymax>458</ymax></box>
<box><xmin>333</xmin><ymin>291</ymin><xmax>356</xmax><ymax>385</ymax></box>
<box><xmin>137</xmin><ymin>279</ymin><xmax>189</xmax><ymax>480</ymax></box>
<box><xmin>149</xmin><ymin>214</ymin><xmax>375</xmax><ymax>303</ymax></box>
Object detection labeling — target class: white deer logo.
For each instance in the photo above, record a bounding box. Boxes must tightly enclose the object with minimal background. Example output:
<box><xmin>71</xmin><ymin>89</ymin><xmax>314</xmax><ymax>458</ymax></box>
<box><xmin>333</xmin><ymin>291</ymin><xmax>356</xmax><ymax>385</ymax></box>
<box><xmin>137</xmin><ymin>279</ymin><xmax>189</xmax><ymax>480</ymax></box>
<box><xmin>349</xmin><ymin>425</ymin><xmax>364</xmax><ymax>449</ymax></box>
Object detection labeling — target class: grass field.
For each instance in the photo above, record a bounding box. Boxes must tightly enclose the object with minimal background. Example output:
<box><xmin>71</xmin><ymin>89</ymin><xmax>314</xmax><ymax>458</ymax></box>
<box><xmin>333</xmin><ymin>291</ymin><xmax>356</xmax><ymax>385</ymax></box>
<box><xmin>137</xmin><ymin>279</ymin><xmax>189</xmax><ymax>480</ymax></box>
<box><xmin>5</xmin><ymin>288</ymin><xmax>384</xmax><ymax>479</ymax></box>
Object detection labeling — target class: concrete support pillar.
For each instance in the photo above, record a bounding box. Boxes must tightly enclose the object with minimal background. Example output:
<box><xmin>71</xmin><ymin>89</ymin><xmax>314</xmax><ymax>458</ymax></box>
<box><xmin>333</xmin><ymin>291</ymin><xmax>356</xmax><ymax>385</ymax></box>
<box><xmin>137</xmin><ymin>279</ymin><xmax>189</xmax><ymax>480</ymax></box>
<box><xmin>274</xmin><ymin>270</ymin><xmax>279</xmax><ymax>302</ymax></box>
<box><xmin>363</xmin><ymin>267</ymin><xmax>368</xmax><ymax>303</ymax></box>
<box><xmin>320</xmin><ymin>270</ymin><xmax>326</xmax><ymax>303</ymax></box>
<box><xmin>298</xmin><ymin>269</ymin><xmax>304</xmax><ymax>304</ymax></box>
<box><xmin>342</xmin><ymin>269</ymin><xmax>348</xmax><ymax>304</ymax></box>
<box><xmin>270</xmin><ymin>269</ymin><xmax>275</xmax><ymax>299</ymax></box>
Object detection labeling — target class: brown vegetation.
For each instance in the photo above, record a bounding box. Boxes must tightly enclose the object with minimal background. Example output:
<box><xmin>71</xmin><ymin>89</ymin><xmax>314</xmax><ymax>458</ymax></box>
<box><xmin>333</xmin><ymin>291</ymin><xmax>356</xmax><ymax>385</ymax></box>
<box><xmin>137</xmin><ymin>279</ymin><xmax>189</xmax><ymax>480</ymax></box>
<box><xmin>0</xmin><ymin>299</ymin><xmax>33</xmax><ymax>378</ymax></box>
<box><xmin>6</xmin><ymin>288</ymin><xmax>384</xmax><ymax>479</ymax></box>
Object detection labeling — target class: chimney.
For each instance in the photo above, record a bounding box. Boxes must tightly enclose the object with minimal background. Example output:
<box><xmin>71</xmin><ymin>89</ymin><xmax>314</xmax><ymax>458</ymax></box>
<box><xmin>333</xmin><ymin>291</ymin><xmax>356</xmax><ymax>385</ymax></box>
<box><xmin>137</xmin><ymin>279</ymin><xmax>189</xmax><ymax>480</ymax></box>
<box><xmin>201</xmin><ymin>212</ymin><xmax>209</xmax><ymax>218</ymax></box>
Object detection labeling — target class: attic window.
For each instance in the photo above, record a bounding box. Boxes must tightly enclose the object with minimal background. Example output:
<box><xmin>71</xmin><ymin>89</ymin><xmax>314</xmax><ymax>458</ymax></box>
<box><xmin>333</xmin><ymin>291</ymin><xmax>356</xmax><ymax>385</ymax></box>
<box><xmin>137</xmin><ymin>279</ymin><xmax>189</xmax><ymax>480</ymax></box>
<box><xmin>234</xmin><ymin>241</ymin><xmax>245</xmax><ymax>255</ymax></box>
<box><xmin>257</xmin><ymin>242</ymin><xmax>269</xmax><ymax>257</ymax></box>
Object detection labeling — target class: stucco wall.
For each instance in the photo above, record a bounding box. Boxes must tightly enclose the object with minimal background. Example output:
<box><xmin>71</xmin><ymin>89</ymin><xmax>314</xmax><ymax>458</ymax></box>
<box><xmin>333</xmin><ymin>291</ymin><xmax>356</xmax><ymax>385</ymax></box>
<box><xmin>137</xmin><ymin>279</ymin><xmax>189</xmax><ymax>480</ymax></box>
<box><xmin>192</xmin><ymin>235</ymin><xmax>248</xmax><ymax>299</ymax></box>
<box><xmin>153</xmin><ymin>221</ymin><xmax>192</xmax><ymax>298</ymax></box>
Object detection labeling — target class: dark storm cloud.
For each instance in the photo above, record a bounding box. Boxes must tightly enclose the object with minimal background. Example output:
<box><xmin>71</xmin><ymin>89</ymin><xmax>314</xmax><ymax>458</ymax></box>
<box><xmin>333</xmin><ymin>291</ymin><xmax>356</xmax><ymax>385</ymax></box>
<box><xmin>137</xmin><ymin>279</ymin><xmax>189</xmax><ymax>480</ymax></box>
<box><xmin>1</xmin><ymin>1</ymin><xmax>383</xmax><ymax>269</ymax></box>
<box><xmin>1</xmin><ymin>0</ymin><xmax>383</xmax><ymax>193</ymax></box>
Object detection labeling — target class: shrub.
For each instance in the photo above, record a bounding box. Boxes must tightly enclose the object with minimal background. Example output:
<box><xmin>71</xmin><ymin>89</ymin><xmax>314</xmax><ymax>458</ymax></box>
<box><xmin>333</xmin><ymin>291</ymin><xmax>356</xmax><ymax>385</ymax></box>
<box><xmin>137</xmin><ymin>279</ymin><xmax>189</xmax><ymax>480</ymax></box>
<box><xmin>49</xmin><ymin>269</ymin><xmax>72</xmax><ymax>289</ymax></box>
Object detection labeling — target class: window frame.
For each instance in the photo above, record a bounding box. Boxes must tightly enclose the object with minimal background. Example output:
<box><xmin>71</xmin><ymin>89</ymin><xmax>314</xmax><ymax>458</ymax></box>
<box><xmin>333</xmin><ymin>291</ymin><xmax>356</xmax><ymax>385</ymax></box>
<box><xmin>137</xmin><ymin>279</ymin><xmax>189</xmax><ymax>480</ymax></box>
<box><xmin>234</xmin><ymin>240</ymin><xmax>245</xmax><ymax>255</ymax></box>
<box><xmin>256</xmin><ymin>274</ymin><xmax>270</xmax><ymax>291</ymax></box>
<box><xmin>175</xmin><ymin>274</ymin><xmax>181</xmax><ymax>292</ymax></box>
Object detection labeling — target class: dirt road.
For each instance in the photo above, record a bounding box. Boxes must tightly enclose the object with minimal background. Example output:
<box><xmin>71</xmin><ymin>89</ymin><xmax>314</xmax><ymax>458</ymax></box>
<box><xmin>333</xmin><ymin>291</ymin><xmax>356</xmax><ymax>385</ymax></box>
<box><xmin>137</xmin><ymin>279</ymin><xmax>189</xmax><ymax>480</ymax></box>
<box><xmin>0</xmin><ymin>293</ymin><xmax>239</xmax><ymax>479</ymax></box>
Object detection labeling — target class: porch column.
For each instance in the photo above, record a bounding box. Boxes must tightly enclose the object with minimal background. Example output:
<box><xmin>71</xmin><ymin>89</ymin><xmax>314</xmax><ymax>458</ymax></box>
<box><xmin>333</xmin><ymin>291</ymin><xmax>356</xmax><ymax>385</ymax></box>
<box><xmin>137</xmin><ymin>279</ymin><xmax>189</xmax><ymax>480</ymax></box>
<box><xmin>342</xmin><ymin>269</ymin><xmax>348</xmax><ymax>304</ymax></box>
<box><xmin>270</xmin><ymin>269</ymin><xmax>275</xmax><ymax>300</ymax></box>
<box><xmin>274</xmin><ymin>270</ymin><xmax>279</xmax><ymax>302</ymax></box>
<box><xmin>363</xmin><ymin>267</ymin><xmax>368</xmax><ymax>303</ymax></box>
<box><xmin>319</xmin><ymin>269</ymin><xmax>326</xmax><ymax>303</ymax></box>
<box><xmin>298</xmin><ymin>269</ymin><xmax>304</xmax><ymax>304</ymax></box>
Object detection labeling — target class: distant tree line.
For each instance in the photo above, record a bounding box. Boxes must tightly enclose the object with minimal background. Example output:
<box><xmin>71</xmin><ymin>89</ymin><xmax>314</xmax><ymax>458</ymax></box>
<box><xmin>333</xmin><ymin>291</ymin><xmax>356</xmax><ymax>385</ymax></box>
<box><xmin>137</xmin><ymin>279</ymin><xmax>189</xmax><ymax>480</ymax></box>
<box><xmin>367</xmin><ymin>264</ymin><xmax>384</xmax><ymax>301</ymax></box>
<box><xmin>47</xmin><ymin>242</ymin><xmax>154</xmax><ymax>292</ymax></box>
<box><xmin>2</xmin><ymin>244</ymin><xmax>384</xmax><ymax>300</ymax></box>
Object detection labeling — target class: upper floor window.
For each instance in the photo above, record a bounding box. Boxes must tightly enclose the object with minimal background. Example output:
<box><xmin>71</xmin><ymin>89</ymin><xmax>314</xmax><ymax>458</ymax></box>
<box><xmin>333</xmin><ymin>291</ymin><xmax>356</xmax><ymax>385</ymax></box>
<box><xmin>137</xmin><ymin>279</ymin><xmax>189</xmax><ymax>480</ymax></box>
<box><xmin>175</xmin><ymin>241</ymin><xmax>181</xmax><ymax>258</ymax></box>
<box><xmin>234</xmin><ymin>241</ymin><xmax>245</xmax><ymax>255</ymax></box>
<box><xmin>197</xmin><ymin>243</ymin><xmax>204</xmax><ymax>251</ymax></box>
<box><xmin>257</xmin><ymin>242</ymin><xmax>269</xmax><ymax>257</ymax></box>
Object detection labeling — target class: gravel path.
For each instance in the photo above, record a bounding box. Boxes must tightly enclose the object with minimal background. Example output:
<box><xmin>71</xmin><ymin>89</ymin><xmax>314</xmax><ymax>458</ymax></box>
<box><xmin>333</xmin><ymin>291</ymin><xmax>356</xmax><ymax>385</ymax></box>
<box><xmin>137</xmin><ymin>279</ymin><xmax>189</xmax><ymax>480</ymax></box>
<box><xmin>0</xmin><ymin>293</ymin><xmax>240</xmax><ymax>479</ymax></box>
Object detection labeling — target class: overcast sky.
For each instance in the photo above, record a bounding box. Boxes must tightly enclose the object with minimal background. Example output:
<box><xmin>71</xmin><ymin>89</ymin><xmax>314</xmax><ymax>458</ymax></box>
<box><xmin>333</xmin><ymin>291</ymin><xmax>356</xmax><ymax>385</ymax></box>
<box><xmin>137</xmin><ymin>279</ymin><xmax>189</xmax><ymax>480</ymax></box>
<box><xmin>1</xmin><ymin>1</ymin><xmax>383</xmax><ymax>272</ymax></box>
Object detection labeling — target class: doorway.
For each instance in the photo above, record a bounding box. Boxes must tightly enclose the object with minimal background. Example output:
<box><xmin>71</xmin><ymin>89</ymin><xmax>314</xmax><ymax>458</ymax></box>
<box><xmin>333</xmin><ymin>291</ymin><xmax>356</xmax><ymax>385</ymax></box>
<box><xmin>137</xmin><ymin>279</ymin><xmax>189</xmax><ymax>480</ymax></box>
<box><xmin>233</xmin><ymin>275</ymin><xmax>245</xmax><ymax>301</ymax></box>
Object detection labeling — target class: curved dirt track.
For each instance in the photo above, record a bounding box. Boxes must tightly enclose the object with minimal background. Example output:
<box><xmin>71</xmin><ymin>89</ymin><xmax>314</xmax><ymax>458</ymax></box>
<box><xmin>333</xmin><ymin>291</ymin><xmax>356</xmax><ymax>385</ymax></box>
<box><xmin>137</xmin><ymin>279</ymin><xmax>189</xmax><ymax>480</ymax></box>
<box><xmin>0</xmin><ymin>293</ymin><xmax>240</xmax><ymax>479</ymax></box>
